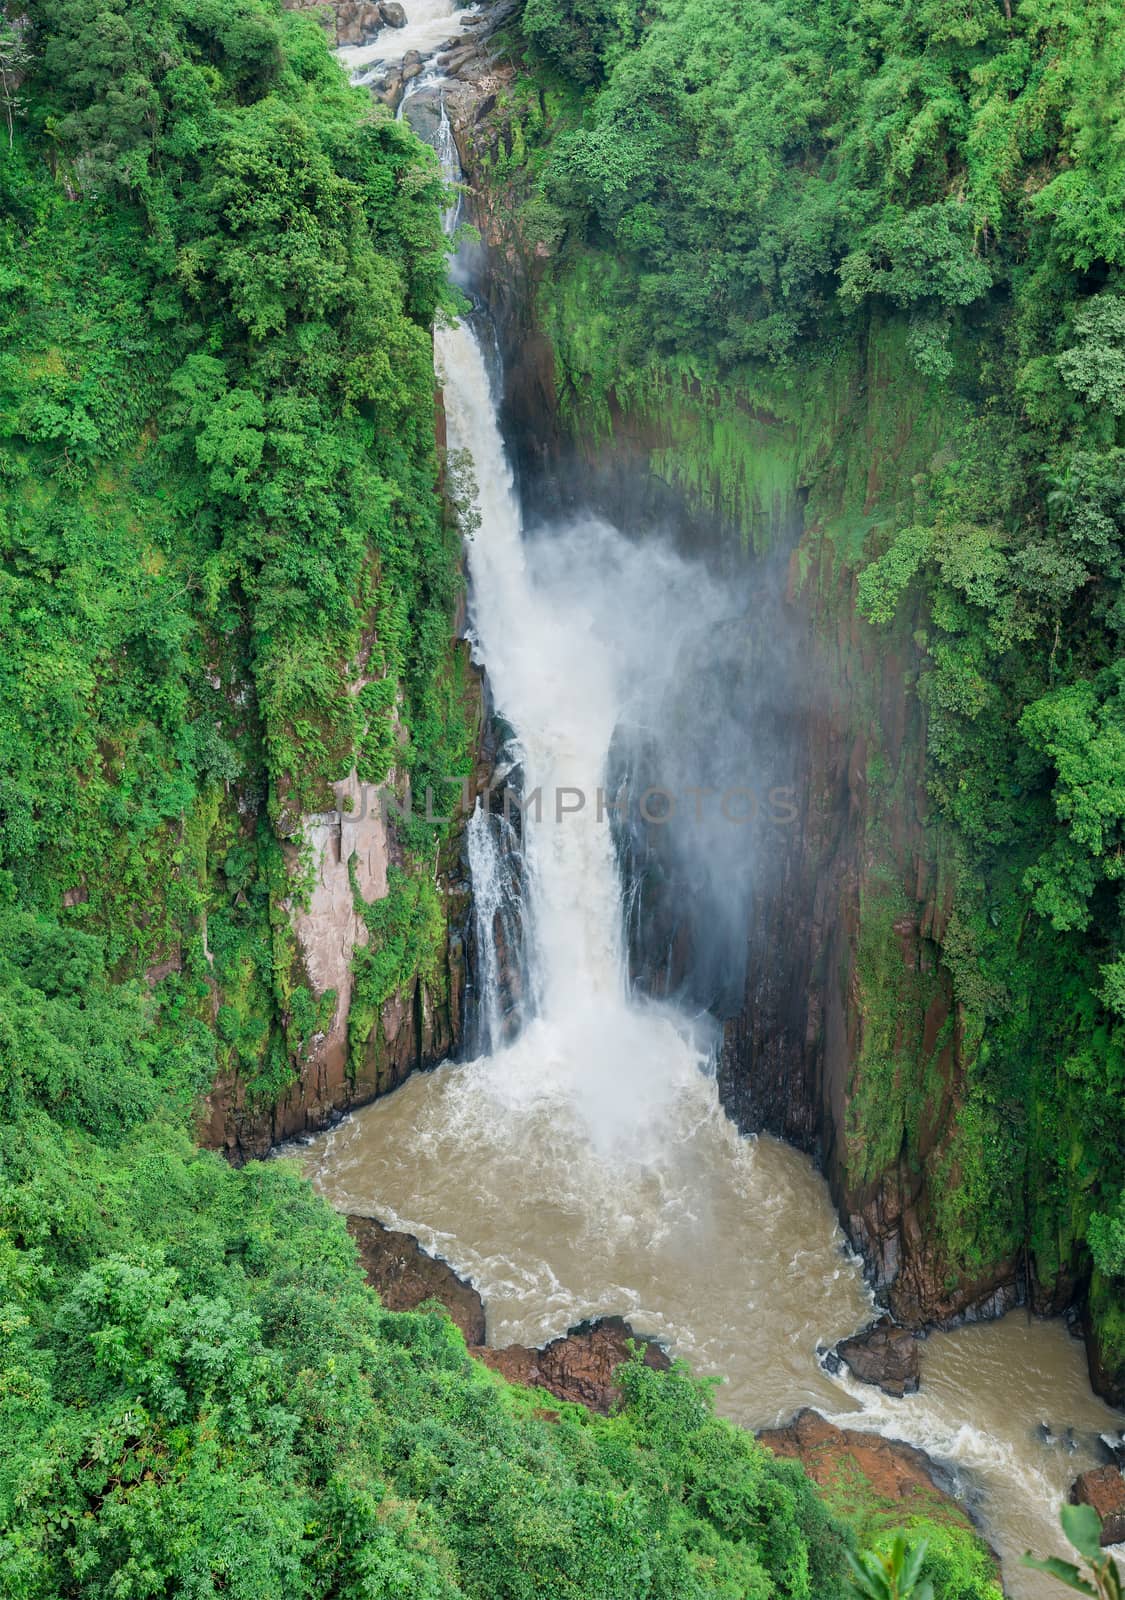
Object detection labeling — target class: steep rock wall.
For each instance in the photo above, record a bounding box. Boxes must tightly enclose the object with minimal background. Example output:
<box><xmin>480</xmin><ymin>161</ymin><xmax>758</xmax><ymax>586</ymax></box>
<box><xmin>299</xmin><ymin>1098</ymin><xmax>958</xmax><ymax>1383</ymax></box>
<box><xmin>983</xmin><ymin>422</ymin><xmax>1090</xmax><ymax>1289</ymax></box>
<box><xmin>197</xmin><ymin>366</ymin><xmax>484</xmax><ymax>1161</ymax></box>
<box><xmin>447</xmin><ymin>77</ymin><xmax>1032</xmax><ymax>1334</ymax></box>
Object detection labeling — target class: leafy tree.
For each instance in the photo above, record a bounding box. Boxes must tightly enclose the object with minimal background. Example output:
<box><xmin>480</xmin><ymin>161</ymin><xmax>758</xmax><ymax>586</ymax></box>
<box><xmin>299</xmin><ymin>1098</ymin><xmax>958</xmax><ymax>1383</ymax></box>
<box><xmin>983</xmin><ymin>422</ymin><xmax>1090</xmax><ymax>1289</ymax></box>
<box><xmin>1025</xmin><ymin>1503</ymin><xmax>1123</xmax><ymax>1599</ymax></box>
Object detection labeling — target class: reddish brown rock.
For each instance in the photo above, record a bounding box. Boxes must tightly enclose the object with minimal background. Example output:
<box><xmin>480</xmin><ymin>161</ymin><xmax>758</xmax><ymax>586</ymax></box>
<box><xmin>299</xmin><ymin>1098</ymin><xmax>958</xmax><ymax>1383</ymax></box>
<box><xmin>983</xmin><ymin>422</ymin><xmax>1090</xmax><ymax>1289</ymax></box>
<box><xmin>759</xmin><ymin>1409</ymin><xmax>963</xmax><ymax>1512</ymax></box>
<box><xmin>836</xmin><ymin>1316</ymin><xmax>922</xmax><ymax>1397</ymax></box>
<box><xmin>347</xmin><ymin>1215</ymin><xmax>486</xmax><ymax>1346</ymax></box>
<box><xmin>474</xmin><ymin>1316</ymin><xmax>671</xmax><ymax>1413</ymax></box>
<box><xmin>1069</xmin><ymin>1466</ymin><xmax>1125</xmax><ymax>1546</ymax></box>
<box><xmin>335</xmin><ymin>0</ymin><xmax>383</xmax><ymax>45</ymax></box>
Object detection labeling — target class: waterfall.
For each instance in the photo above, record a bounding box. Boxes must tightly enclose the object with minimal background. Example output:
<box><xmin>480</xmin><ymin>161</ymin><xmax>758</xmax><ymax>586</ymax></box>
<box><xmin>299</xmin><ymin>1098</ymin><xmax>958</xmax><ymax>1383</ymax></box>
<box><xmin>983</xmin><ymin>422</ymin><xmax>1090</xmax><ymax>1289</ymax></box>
<box><xmin>464</xmin><ymin>798</ymin><xmax>525</xmax><ymax>1053</ymax></box>
<box><xmin>436</xmin><ymin>285</ymin><xmax>729</xmax><ymax>1159</ymax></box>
<box><xmin>436</xmin><ymin>98</ymin><xmax>463</xmax><ymax>234</ymax></box>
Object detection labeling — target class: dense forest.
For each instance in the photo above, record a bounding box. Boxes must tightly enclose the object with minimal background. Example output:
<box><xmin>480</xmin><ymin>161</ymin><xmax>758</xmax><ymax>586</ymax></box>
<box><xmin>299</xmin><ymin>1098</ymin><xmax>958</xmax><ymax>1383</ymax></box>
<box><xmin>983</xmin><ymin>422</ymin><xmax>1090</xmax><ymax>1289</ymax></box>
<box><xmin>478</xmin><ymin>0</ymin><xmax>1125</xmax><ymax>1395</ymax></box>
<box><xmin>0</xmin><ymin>0</ymin><xmax>1005</xmax><ymax>1591</ymax></box>
<box><xmin>2</xmin><ymin>0</ymin><xmax>1123</xmax><ymax>1588</ymax></box>
<box><xmin>0</xmin><ymin>0</ymin><xmax>471</xmax><ymax>1117</ymax></box>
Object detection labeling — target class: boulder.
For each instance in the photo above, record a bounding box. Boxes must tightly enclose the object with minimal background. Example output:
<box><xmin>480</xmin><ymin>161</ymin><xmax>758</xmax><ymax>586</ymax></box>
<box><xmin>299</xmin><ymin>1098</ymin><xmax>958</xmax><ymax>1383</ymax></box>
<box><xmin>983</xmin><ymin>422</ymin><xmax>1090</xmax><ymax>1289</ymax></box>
<box><xmin>836</xmin><ymin>1316</ymin><xmax>921</xmax><ymax>1397</ymax></box>
<box><xmin>474</xmin><ymin>1316</ymin><xmax>671</xmax><ymax>1414</ymax></box>
<box><xmin>759</xmin><ymin>1410</ymin><xmax>969</xmax><ymax>1518</ymax></box>
<box><xmin>440</xmin><ymin>43</ymin><xmax>479</xmax><ymax>76</ymax></box>
<box><xmin>1069</xmin><ymin>1466</ymin><xmax>1125</xmax><ymax>1546</ymax></box>
<box><xmin>347</xmin><ymin>1215</ymin><xmax>486</xmax><ymax>1345</ymax></box>
<box><xmin>378</xmin><ymin>0</ymin><xmax>407</xmax><ymax>24</ymax></box>
<box><xmin>334</xmin><ymin>0</ymin><xmax>383</xmax><ymax>44</ymax></box>
<box><xmin>374</xmin><ymin>70</ymin><xmax>403</xmax><ymax>110</ymax></box>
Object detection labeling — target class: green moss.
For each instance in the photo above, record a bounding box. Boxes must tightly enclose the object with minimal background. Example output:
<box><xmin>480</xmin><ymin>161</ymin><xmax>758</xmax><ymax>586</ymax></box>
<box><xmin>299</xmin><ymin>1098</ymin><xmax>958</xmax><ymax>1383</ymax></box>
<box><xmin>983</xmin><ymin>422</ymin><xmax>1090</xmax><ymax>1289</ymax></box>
<box><xmin>813</xmin><ymin>1454</ymin><xmax>1002</xmax><ymax>1600</ymax></box>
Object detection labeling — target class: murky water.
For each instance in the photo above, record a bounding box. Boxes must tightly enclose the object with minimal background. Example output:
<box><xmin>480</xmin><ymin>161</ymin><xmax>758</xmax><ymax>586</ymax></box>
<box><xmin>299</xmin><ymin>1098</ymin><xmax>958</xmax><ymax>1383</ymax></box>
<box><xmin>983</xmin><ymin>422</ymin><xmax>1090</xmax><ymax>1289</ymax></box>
<box><xmin>303</xmin><ymin>1086</ymin><xmax>1122</xmax><ymax>1599</ymax></box>
<box><xmin>308</xmin><ymin>27</ymin><xmax>1125</xmax><ymax>1596</ymax></box>
<box><xmin>305</xmin><ymin>1061</ymin><xmax>871</xmax><ymax>1416</ymax></box>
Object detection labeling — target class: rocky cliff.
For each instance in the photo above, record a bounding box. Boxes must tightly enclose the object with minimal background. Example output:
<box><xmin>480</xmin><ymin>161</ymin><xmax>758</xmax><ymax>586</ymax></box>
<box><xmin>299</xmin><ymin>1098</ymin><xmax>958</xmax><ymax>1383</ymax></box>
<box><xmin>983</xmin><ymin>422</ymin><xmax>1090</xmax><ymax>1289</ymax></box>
<box><xmin>441</xmin><ymin>63</ymin><xmax>1053</xmax><ymax>1350</ymax></box>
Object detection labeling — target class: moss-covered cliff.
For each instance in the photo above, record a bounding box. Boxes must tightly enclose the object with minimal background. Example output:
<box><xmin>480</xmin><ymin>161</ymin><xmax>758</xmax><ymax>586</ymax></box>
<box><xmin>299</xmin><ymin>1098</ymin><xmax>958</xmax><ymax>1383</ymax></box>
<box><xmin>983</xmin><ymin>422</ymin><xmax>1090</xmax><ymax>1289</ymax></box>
<box><xmin>446</xmin><ymin>0</ymin><xmax>1125</xmax><ymax>1403</ymax></box>
<box><xmin>1</xmin><ymin>0</ymin><xmax>482</xmax><ymax>1157</ymax></box>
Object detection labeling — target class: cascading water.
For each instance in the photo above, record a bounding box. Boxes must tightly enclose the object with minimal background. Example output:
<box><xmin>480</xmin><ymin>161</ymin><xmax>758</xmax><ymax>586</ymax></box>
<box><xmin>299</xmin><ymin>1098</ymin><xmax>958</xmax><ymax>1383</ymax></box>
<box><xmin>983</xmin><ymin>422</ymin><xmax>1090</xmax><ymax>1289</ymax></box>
<box><xmin>435</xmin><ymin>99</ymin><xmax>463</xmax><ymax>234</ymax></box>
<box><xmin>340</xmin><ymin>0</ymin><xmax>479</xmax><ymax>80</ymax></box>
<box><xmin>463</xmin><ymin>797</ymin><xmax>525</xmax><ymax>1053</ymax></box>
<box><xmin>435</xmin><ymin>311</ymin><xmax>730</xmax><ymax>1147</ymax></box>
<box><xmin>305</xmin><ymin>29</ymin><xmax>1125</xmax><ymax>1597</ymax></box>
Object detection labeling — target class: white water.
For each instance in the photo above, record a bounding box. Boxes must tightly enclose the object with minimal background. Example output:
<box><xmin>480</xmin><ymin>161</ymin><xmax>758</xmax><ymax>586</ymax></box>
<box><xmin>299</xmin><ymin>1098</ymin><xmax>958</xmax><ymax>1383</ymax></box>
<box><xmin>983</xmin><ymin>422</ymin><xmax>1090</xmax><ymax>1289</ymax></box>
<box><xmin>304</xmin><ymin>46</ymin><xmax>1125</xmax><ymax>1597</ymax></box>
<box><xmin>340</xmin><ymin>0</ymin><xmax>478</xmax><ymax>77</ymax></box>
<box><xmin>438</xmin><ymin>319</ymin><xmax>726</xmax><ymax>1147</ymax></box>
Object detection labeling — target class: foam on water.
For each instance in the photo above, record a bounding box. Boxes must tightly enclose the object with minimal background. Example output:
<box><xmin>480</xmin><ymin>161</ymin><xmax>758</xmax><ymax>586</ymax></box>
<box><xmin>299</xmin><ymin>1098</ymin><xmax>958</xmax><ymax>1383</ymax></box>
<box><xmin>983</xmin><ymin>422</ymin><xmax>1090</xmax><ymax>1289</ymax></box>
<box><xmin>301</xmin><ymin>73</ymin><xmax>1125</xmax><ymax>1600</ymax></box>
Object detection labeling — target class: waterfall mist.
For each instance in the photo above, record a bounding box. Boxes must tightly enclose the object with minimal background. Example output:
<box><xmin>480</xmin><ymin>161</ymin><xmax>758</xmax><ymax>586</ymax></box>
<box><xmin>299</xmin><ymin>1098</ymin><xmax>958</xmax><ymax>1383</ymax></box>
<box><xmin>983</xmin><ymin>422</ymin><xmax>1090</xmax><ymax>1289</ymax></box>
<box><xmin>301</xmin><ymin>67</ymin><xmax>1125</xmax><ymax>1600</ymax></box>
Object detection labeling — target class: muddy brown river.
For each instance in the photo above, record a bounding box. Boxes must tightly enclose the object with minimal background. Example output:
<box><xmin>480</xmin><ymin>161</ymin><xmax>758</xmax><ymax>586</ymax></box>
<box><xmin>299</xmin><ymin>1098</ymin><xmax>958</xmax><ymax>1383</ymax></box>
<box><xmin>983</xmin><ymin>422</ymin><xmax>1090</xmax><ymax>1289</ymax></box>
<box><xmin>300</xmin><ymin>285</ymin><xmax>1123</xmax><ymax>1599</ymax></box>
<box><xmin>301</xmin><ymin>1052</ymin><xmax>1123</xmax><ymax>1600</ymax></box>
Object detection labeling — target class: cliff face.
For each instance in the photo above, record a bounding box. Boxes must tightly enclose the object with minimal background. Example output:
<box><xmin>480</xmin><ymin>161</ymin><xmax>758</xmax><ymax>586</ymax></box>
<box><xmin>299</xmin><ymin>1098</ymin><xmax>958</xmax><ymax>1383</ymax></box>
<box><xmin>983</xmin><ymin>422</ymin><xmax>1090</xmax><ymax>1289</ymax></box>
<box><xmin>199</xmin><ymin>373</ymin><xmax>485</xmax><ymax>1160</ymax></box>
<box><xmin>198</xmin><ymin>765</ymin><xmax>476</xmax><ymax>1162</ymax></box>
<box><xmin>446</xmin><ymin>77</ymin><xmax>1032</xmax><ymax>1334</ymax></box>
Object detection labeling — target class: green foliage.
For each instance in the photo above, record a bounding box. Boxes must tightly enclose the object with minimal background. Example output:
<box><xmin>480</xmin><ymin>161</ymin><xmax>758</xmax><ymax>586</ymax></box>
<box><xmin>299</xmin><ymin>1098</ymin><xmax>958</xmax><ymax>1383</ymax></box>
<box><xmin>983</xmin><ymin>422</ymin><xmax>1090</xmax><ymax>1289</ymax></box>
<box><xmin>1025</xmin><ymin>1503</ymin><xmax>1123</xmax><ymax>1599</ymax></box>
<box><xmin>845</xmin><ymin>1534</ymin><xmax>933</xmax><ymax>1600</ymax></box>
<box><xmin>521</xmin><ymin>0</ymin><xmax>638</xmax><ymax>84</ymax></box>
<box><xmin>1</xmin><ymin>0</ymin><xmax>465</xmax><ymax>1106</ymax></box>
<box><xmin>804</xmin><ymin>1439</ymin><xmax>1001</xmax><ymax>1600</ymax></box>
<box><xmin>1089</xmin><ymin>1191</ymin><xmax>1125</xmax><ymax>1281</ymax></box>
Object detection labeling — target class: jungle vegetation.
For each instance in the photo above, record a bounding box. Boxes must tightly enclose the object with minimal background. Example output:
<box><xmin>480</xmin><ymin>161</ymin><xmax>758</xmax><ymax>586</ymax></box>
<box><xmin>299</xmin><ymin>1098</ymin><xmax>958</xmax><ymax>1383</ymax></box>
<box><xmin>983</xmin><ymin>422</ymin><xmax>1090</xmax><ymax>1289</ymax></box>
<box><xmin>499</xmin><ymin>0</ymin><xmax>1125</xmax><ymax>1382</ymax></box>
<box><xmin>0</xmin><ymin>0</ymin><xmax>1003</xmax><ymax>1590</ymax></box>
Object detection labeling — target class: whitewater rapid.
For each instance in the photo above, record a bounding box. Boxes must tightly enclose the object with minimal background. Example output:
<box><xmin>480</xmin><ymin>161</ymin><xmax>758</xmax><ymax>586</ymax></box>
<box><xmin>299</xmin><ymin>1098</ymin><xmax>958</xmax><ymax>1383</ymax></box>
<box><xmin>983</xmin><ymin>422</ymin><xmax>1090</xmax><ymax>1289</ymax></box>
<box><xmin>304</xmin><ymin>38</ymin><xmax>1125</xmax><ymax>1595</ymax></box>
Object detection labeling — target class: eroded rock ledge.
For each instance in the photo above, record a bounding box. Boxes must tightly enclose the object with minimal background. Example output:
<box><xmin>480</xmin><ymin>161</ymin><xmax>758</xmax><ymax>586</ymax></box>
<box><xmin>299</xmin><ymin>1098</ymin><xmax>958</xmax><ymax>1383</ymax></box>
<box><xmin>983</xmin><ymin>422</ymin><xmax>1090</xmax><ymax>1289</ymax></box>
<box><xmin>346</xmin><ymin>1211</ymin><xmax>669</xmax><ymax>1412</ymax></box>
<box><xmin>474</xmin><ymin>1317</ymin><xmax>672</xmax><ymax>1415</ymax></box>
<box><xmin>348</xmin><ymin>1214</ymin><xmax>486</xmax><ymax>1345</ymax></box>
<box><xmin>758</xmin><ymin>1409</ymin><xmax>975</xmax><ymax>1521</ymax></box>
<box><xmin>346</xmin><ymin>1210</ymin><xmax>979</xmax><ymax>1536</ymax></box>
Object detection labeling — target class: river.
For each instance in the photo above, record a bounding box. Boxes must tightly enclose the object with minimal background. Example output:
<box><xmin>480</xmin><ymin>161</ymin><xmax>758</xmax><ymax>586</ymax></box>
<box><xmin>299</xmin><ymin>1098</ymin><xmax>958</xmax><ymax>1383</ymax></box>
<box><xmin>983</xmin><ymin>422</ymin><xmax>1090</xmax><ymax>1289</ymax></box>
<box><xmin>303</xmin><ymin>11</ymin><xmax>1125</xmax><ymax>1595</ymax></box>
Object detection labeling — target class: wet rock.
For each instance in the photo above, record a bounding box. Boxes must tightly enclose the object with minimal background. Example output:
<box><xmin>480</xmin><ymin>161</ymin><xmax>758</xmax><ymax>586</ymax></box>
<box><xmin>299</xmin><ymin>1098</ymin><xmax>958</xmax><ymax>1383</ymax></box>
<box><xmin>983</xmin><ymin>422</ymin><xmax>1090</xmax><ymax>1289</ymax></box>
<box><xmin>378</xmin><ymin>0</ymin><xmax>406</xmax><ymax>24</ymax></box>
<box><xmin>836</xmin><ymin>1316</ymin><xmax>921</xmax><ymax>1397</ymax></box>
<box><xmin>474</xmin><ymin>1316</ymin><xmax>671</xmax><ymax>1414</ymax></box>
<box><xmin>402</xmin><ymin>86</ymin><xmax>444</xmax><ymax>145</ymax></box>
<box><xmin>1098</xmin><ymin>1431</ymin><xmax>1125</xmax><ymax>1468</ymax></box>
<box><xmin>374</xmin><ymin>69</ymin><xmax>403</xmax><ymax>110</ymax></box>
<box><xmin>760</xmin><ymin>1410</ymin><xmax>979</xmax><ymax>1526</ymax></box>
<box><xmin>401</xmin><ymin>47</ymin><xmax>423</xmax><ymax>81</ymax></box>
<box><xmin>334</xmin><ymin>0</ymin><xmax>383</xmax><ymax>45</ymax></box>
<box><xmin>1069</xmin><ymin>1466</ymin><xmax>1125</xmax><ymax>1546</ymax></box>
<box><xmin>347</xmin><ymin>1215</ymin><xmax>486</xmax><ymax>1345</ymax></box>
<box><xmin>440</xmin><ymin>43</ymin><xmax>479</xmax><ymax>76</ymax></box>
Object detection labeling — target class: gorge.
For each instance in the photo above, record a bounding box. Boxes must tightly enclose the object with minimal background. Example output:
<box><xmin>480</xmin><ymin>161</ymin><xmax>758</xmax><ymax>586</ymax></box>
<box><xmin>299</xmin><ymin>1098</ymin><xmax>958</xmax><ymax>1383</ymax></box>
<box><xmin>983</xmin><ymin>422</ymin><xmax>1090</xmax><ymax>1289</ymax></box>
<box><xmin>3</xmin><ymin>0</ymin><xmax>1125</xmax><ymax>1595</ymax></box>
<box><xmin>293</xmin><ymin>16</ymin><xmax>1124</xmax><ymax>1589</ymax></box>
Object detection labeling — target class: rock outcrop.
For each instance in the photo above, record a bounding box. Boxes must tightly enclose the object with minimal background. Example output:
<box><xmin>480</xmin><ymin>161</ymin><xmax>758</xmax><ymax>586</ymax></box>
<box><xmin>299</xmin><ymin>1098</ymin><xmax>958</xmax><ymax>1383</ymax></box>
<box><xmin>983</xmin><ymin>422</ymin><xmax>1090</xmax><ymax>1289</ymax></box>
<box><xmin>759</xmin><ymin>1409</ymin><xmax>967</xmax><ymax>1516</ymax></box>
<box><xmin>198</xmin><ymin>737</ymin><xmax>479</xmax><ymax>1162</ymax></box>
<box><xmin>475</xmin><ymin>1317</ymin><xmax>671</xmax><ymax>1414</ymax></box>
<box><xmin>1069</xmin><ymin>1466</ymin><xmax>1125</xmax><ymax>1547</ymax></box>
<box><xmin>345</xmin><ymin>1215</ymin><xmax>667</xmax><ymax>1413</ymax></box>
<box><xmin>348</xmin><ymin>1214</ymin><xmax>486</xmax><ymax>1344</ymax></box>
<box><xmin>835</xmin><ymin>1317</ymin><xmax>922</xmax><ymax>1398</ymax></box>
